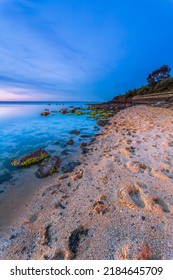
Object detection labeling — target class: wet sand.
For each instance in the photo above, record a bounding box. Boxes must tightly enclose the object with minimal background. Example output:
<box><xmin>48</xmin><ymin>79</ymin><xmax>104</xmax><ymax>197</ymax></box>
<box><xmin>0</xmin><ymin>105</ymin><xmax>173</xmax><ymax>260</ymax></box>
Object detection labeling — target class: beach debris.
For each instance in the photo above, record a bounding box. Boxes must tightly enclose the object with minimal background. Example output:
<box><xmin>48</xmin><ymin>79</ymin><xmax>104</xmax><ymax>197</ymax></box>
<box><xmin>36</xmin><ymin>156</ymin><xmax>60</xmax><ymax>178</ymax></box>
<box><xmin>67</xmin><ymin>139</ymin><xmax>74</xmax><ymax>145</ymax></box>
<box><xmin>11</xmin><ymin>148</ymin><xmax>50</xmax><ymax>167</ymax></box>
<box><xmin>69</xmin><ymin>129</ymin><xmax>80</xmax><ymax>135</ymax></box>
<box><xmin>68</xmin><ymin>226</ymin><xmax>88</xmax><ymax>258</ymax></box>
<box><xmin>62</xmin><ymin>161</ymin><xmax>81</xmax><ymax>173</ymax></box>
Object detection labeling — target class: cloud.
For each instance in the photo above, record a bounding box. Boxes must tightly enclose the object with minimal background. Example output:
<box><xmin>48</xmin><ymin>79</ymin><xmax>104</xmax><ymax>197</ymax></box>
<box><xmin>0</xmin><ymin>0</ymin><xmax>126</xmax><ymax>101</ymax></box>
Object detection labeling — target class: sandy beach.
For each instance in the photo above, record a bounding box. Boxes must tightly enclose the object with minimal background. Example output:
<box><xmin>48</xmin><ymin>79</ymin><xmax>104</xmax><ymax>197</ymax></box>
<box><xmin>0</xmin><ymin>104</ymin><xmax>173</xmax><ymax>260</ymax></box>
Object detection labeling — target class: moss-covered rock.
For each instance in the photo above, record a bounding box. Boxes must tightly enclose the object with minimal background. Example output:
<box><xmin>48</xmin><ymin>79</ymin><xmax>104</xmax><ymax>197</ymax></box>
<box><xmin>74</xmin><ymin>111</ymin><xmax>84</xmax><ymax>116</ymax></box>
<box><xmin>11</xmin><ymin>148</ymin><xmax>50</xmax><ymax>167</ymax></box>
<box><xmin>36</xmin><ymin>156</ymin><xmax>60</xmax><ymax>178</ymax></box>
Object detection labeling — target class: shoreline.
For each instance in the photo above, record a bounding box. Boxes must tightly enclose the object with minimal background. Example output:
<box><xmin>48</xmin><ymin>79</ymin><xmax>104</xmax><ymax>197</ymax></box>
<box><xmin>1</xmin><ymin>104</ymin><xmax>173</xmax><ymax>260</ymax></box>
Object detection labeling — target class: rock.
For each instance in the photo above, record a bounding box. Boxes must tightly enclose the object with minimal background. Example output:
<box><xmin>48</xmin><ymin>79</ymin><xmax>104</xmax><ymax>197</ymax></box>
<box><xmin>11</xmin><ymin>148</ymin><xmax>50</xmax><ymax>167</ymax></box>
<box><xmin>80</xmin><ymin>142</ymin><xmax>88</xmax><ymax>148</ymax></box>
<box><xmin>68</xmin><ymin>226</ymin><xmax>88</xmax><ymax>258</ymax></box>
<box><xmin>36</xmin><ymin>156</ymin><xmax>60</xmax><ymax>178</ymax></box>
<box><xmin>75</xmin><ymin>111</ymin><xmax>84</xmax><ymax>116</ymax></box>
<box><xmin>81</xmin><ymin>148</ymin><xmax>89</xmax><ymax>154</ymax></box>
<box><xmin>94</xmin><ymin>126</ymin><xmax>100</xmax><ymax>131</ymax></box>
<box><xmin>97</xmin><ymin>119</ymin><xmax>109</xmax><ymax>126</ymax></box>
<box><xmin>67</xmin><ymin>139</ymin><xmax>74</xmax><ymax>145</ymax></box>
<box><xmin>69</xmin><ymin>130</ymin><xmax>80</xmax><ymax>135</ymax></box>
<box><xmin>60</xmin><ymin>109</ymin><xmax>67</xmax><ymax>114</ymax></box>
<box><xmin>62</xmin><ymin>161</ymin><xmax>81</xmax><ymax>173</ymax></box>
<box><xmin>70</xmin><ymin>109</ymin><xmax>76</xmax><ymax>113</ymax></box>
<box><xmin>41</xmin><ymin>111</ymin><xmax>50</xmax><ymax>116</ymax></box>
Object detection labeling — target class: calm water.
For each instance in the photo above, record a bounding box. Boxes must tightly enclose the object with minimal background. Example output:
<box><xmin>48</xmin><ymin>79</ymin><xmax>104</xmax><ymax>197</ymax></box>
<box><xmin>0</xmin><ymin>102</ymin><xmax>100</xmax><ymax>235</ymax></box>
<box><xmin>0</xmin><ymin>101</ymin><xmax>99</xmax><ymax>177</ymax></box>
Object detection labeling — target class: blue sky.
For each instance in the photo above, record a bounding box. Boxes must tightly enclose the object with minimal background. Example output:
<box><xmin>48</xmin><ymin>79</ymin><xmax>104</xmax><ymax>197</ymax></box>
<box><xmin>0</xmin><ymin>0</ymin><xmax>173</xmax><ymax>101</ymax></box>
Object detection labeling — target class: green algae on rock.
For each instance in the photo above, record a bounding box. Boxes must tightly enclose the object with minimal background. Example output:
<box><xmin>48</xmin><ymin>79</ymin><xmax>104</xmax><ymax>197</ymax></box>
<box><xmin>11</xmin><ymin>148</ymin><xmax>50</xmax><ymax>167</ymax></box>
<box><xmin>36</xmin><ymin>156</ymin><xmax>60</xmax><ymax>178</ymax></box>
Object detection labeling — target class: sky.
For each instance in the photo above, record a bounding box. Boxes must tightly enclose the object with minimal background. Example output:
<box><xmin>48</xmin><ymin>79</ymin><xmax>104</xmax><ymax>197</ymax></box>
<box><xmin>0</xmin><ymin>0</ymin><xmax>173</xmax><ymax>102</ymax></box>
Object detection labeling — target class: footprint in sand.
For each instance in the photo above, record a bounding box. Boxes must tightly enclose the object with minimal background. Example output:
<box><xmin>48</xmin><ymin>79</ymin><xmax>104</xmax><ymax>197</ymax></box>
<box><xmin>119</xmin><ymin>185</ymin><xmax>171</xmax><ymax>214</ymax></box>
<box><xmin>126</xmin><ymin>161</ymin><xmax>151</xmax><ymax>175</ymax></box>
<box><xmin>151</xmin><ymin>168</ymin><xmax>173</xmax><ymax>180</ymax></box>
<box><xmin>119</xmin><ymin>185</ymin><xmax>145</xmax><ymax>210</ymax></box>
<box><xmin>152</xmin><ymin>197</ymin><xmax>170</xmax><ymax>213</ymax></box>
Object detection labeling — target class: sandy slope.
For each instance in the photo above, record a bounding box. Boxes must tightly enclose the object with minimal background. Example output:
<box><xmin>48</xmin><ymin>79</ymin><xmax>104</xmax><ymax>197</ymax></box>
<box><xmin>1</xmin><ymin>105</ymin><xmax>173</xmax><ymax>260</ymax></box>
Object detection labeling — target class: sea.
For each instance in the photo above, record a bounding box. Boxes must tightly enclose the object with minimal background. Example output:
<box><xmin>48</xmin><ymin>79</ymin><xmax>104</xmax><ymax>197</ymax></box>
<box><xmin>0</xmin><ymin>101</ymin><xmax>100</xmax><ymax>235</ymax></box>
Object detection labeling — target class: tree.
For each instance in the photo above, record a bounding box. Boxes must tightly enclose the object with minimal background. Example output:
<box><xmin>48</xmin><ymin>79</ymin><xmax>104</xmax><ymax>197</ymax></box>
<box><xmin>147</xmin><ymin>65</ymin><xmax>171</xmax><ymax>85</ymax></box>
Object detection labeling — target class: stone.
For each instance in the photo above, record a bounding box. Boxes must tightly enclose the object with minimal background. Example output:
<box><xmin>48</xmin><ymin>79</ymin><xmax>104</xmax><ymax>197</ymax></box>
<box><xmin>69</xmin><ymin>130</ymin><xmax>80</xmax><ymax>135</ymax></box>
<box><xmin>67</xmin><ymin>139</ymin><xmax>74</xmax><ymax>145</ymax></box>
<box><xmin>36</xmin><ymin>156</ymin><xmax>60</xmax><ymax>178</ymax></box>
<box><xmin>80</xmin><ymin>142</ymin><xmax>88</xmax><ymax>148</ymax></box>
<box><xmin>97</xmin><ymin>119</ymin><xmax>109</xmax><ymax>126</ymax></box>
<box><xmin>41</xmin><ymin>111</ymin><xmax>50</xmax><ymax>116</ymax></box>
<box><xmin>11</xmin><ymin>148</ymin><xmax>50</xmax><ymax>167</ymax></box>
<box><xmin>60</xmin><ymin>109</ymin><xmax>67</xmax><ymax>114</ymax></box>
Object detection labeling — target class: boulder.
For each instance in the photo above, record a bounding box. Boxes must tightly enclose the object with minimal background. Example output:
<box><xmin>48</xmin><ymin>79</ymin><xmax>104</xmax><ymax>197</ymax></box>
<box><xmin>36</xmin><ymin>156</ymin><xmax>60</xmax><ymax>178</ymax></box>
<box><xmin>11</xmin><ymin>148</ymin><xmax>50</xmax><ymax>167</ymax></box>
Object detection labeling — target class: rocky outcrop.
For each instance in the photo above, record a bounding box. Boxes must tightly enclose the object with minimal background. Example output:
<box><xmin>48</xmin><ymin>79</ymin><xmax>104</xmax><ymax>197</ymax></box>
<box><xmin>36</xmin><ymin>156</ymin><xmax>60</xmax><ymax>178</ymax></box>
<box><xmin>11</xmin><ymin>149</ymin><xmax>50</xmax><ymax>167</ymax></box>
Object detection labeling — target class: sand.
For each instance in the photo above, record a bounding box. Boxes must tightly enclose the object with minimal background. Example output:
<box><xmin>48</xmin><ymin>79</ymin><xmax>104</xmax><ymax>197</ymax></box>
<box><xmin>0</xmin><ymin>105</ymin><xmax>173</xmax><ymax>260</ymax></box>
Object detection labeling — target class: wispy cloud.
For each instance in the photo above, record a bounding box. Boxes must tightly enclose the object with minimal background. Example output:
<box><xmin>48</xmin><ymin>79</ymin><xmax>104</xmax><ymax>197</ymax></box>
<box><xmin>0</xmin><ymin>0</ymin><xmax>172</xmax><ymax>101</ymax></box>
